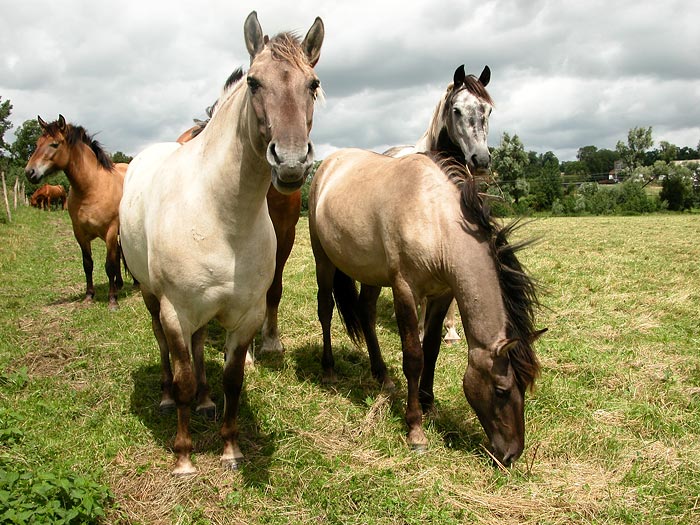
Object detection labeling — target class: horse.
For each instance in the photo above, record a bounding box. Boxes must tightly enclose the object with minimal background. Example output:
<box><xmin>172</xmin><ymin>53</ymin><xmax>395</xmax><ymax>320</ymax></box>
<box><xmin>25</xmin><ymin>116</ymin><xmax>129</xmax><ymax>310</ymax></box>
<box><xmin>119</xmin><ymin>11</ymin><xmax>324</xmax><ymax>474</ymax></box>
<box><xmin>308</xmin><ymin>149</ymin><xmax>545</xmax><ymax>466</ymax></box>
<box><xmin>176</xmin><ymin>87</ymin><xmax>302</xmax><ymax>358</ymax></box>
<box><xmin>384</xmin><ymin>65</ymin><xmax>494</xmax><ymax>344</ymax></box>
<box><xmin>30</xmin><ymin>184</ymin><xmax>67</xmax><ymax>210</ymax></box>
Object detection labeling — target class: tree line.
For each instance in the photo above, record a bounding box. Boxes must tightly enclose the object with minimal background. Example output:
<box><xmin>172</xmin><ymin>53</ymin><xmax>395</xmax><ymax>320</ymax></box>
<box><xmin>2</xmin><ymin>93</ymin><xmax>698</xmax><ymax>216</ymax></box>
<box><xmin>489</xmin><ymin>126</ymin><xmax>700</xmax><ymax>215</ymax></box>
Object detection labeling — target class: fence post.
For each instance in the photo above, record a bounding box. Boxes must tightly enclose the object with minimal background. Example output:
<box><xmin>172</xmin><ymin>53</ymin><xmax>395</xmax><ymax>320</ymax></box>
<box><xmin>1</xmin><ymin>170</ymin><xmax>11</xmax><ymax>222</ymax></box>
<box><xmin>13</xmin><ymin>176</ymin><xmax>18</xmax><ymax>209</ymax></box>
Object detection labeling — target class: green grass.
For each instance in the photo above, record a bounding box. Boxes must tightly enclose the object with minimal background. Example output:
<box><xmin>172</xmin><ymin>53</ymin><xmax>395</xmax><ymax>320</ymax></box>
<box><xmin>1</xmin><ymin>207</ymin><xmax>700</xmax><ymax>523</ymax></box>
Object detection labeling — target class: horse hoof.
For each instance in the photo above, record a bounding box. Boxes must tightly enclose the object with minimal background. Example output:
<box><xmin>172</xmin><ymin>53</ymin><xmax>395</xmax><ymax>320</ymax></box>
<box><xmin>321</xmin><ymin>371</ymin><xmax>337</xmax><ymax>385</ymax></box>
<box><xmin>260</xmin><ymin>339</ymin><xmax>284</xmax><ymax>354</ymax></box>
<box><xmin>221</xmin><ymin>458</ymin><xmax>240</xmax><ymax>471</ymax></box>
<box><xmin>410</xmin><ymin>443</ymin><xmax>428</xmax><ymax>454</ymax></box>
<box><xmin>196</xmin><ymin>404</ymin><xmax>217</xmax><ymax>420</ymax></box>
<box><xmin>159</xmin><ymin>400</ymin><xmax>176</xmax><ymax>414</ymax></box>
<box><xmin>172</xmin><ymin>459</ymin><xmax>197</xmax><ymax>476</ymax></box>
<box><xmin>443</xmin><ymin>328</ymin><xmax>460</xmax><ymax>344</ymax></box>
<box><xmin>381</xmin><ymin>378</ymin><xmax>396</xmax><ymax>392</ymax></box>
<box><xmin>108</xmin><ymin>303</ymin><xmax>119</xmax><ymax>312</ymax></box>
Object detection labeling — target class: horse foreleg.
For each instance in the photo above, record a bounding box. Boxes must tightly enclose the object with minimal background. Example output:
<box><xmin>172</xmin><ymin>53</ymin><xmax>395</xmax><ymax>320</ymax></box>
<box><xmin>104</xmin><ymin>229</ymin><xmax>122</xmax><ymax>311</ymax></box>
<box><xmin>220</xmin><ymin>333</ymin><xmax>251</xmax><ymax>470</ymax></box>
<box><xmin>159</xmin><ymin>298</ymin><xmax>197</xmax><ymax>475</ymax></box>
<box><xmin>192</xmin><ymin>325</ymin><xmax>216</xmax><ymax>418</ymax></box>
<box><xmin>443</xmin><ymin>299</ymin><xmax>460</xmax><ymax>344</ymax></box>
<box><xmin>261</xmin><ymin>223</ymin><xmax>295</xmax><ymax>354</ymax></box>
<box><xmin>358</xmin><ymin>284</ymin><xmax>394</xmax><ymax>390</ymax></box>
<box><xmin>420</xmin><ymin>295</ymin><xmax>452</xmax><ymax>413</ymax></box>
<box><xmin>392</xmin><ymin>278</ymin><xmax>427</xmax><ymax>451</ymax></box>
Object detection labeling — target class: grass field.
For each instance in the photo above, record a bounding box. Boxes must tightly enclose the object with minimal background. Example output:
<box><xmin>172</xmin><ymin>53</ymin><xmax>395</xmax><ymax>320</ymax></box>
<box><xmin>1</xmin><ymin>206</ymin><xmax>699</xmax><ymax>524</ymax></box>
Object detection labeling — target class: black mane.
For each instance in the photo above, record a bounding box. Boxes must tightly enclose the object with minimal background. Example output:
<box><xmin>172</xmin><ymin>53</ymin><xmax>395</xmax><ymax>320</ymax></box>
<box><xmin>435</xmin><ymin>156</ymin><xmax>541</xmax><ymax>391</ymax></box>
<box><xmin>43</xmin><ymin>120</ymin><xmax>114</xmax><ymax>171</ymax></box>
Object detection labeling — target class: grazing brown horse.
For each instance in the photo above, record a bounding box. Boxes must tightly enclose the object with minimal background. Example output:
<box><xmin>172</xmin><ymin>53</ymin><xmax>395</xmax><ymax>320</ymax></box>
<box><xmin>309</xmin><ymin>149</ymin><xmax>545</xmax><ymax>466</ymax></box>
<box><xmin>30</xmin><ymin>184</ymin><xmax>67</xmax><ymax>210</ymax></box>
<box><xmin>25</xmin><ymin>115</ymin><xmax>129</xmax><ymax>310</ymax></box>
<box><xmin>177</xmin><ymin>70</ymin><xmax>302</xmax><ymax>357</ymax></box>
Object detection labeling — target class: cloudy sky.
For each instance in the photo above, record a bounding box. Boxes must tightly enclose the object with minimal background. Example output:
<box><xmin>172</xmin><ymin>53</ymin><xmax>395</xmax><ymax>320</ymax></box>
<box><xmin>1</xmin><ymin>0</ymin><xmax>699</xmax><ymax>161</ymax></box>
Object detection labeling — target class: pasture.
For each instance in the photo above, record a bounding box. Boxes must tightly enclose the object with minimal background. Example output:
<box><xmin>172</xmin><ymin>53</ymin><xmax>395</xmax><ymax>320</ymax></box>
<box><xmin>1</xmin><ymin>206</ymin><xmax>699</xmax><ymax>524</ymax></box>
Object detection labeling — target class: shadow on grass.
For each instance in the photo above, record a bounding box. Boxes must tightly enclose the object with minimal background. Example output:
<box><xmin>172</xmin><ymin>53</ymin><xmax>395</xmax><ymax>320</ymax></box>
<box><xmin>48</xmin><ymin>280</ymin><xmax>141</xmax><ymax>308</ymax></box>
<box><xmin>128</xmin><ymin>353</ymin><xmax>275</xmax><ymax>487</ymax></box>
<box><xmin>287</xmin><ymin>340</ymin><xmax>486</xmax><ymax>456</ymax></box>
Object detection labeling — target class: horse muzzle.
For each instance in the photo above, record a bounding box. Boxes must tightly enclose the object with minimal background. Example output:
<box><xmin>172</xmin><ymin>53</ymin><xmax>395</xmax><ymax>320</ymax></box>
<box><xmin>267</xmin><ymin>141</ymin><xmax>314</xmax><ymax>194</ymax></box>
<box><xmin>25</xmin><ymin>167</ymin><xmax>43</xmax><ymax>184</ymax></box>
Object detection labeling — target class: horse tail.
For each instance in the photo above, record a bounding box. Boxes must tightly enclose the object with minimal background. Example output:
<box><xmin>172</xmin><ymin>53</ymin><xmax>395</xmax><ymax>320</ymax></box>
<box><xmin>117</xmin><ymin>230</ymin><xmax>139</xmax><ymax>287</ymax></box>
<box><xmin>332</xmin><ymin>270</ymin><xmax>365</xmax><ymax>346</ymax></box>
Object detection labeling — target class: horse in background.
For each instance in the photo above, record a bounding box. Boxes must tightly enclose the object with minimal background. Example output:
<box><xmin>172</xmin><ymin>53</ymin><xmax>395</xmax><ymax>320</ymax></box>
<box><xmin>177</xmin><ymin>70</ymin><xmax>303</xmax><ymax>357</ymax></box>
<box><xmin>25</xmin><ymin>115</ymin><xmax>129</xmax><ymax>310</ymax></box>
<box><xmin>30</xmin><ymin>184</ymin><xmax>67</xmax><ymax>210</ymax></box>
<box><xmin>119</xmin><ymin>11</ymin><xmax>324</xmax><ymax>474</ymax></box>
<box><xmin>309</xmin><ymin>148</ymin><xmax>545</xmax><ymax>466</ymax></box>
<box><xmin>384</xmin><ymin>65</ymin><xmax>494</xmax><ymax>343</ymax></box>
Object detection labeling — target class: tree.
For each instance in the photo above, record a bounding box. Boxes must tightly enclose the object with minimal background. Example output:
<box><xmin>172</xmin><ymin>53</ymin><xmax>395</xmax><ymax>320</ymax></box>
<box><xmin>491</xmin><ymin>132</ymin><xmax>529</xmax><ymax>184</ymax></box>
<box><xmin>576</xmin><ymin>145</ymin><xmax>618</xmax><ymax>180</ymax></box>
<box><xmin>0</xmin><ymin>97</ymin><xmax>13</xmax><ymax>166</ymax></box>
<box><xmin>111</xmin><ymin>151</ymin><xmax>133</xmax><ymax>164</ymax></box>
<box><xmin>9</xmin><ymin>119</ymin><xmax>42</xmax><ymax>166</ymax></box>
<box><xmin>658</xmin><ymin>141</ymin><xmax>678</xmax><ymax>163</ymax></box>
<box><xmin>616</xmin><ymin>126</ymin><xmax>653</xmax><ymax>173</ymax></box>
<box><xmin>660</xmin><ymin>163</ymin><xmax>694</xmax><ymax>211</ymax></box>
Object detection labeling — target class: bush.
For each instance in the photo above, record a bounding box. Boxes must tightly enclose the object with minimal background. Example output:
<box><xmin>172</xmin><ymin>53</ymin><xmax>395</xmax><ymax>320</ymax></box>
<box><xmin>660</xmin><ymin>166</ymin><xmax>694</xmax><ymax>211</ymax></box>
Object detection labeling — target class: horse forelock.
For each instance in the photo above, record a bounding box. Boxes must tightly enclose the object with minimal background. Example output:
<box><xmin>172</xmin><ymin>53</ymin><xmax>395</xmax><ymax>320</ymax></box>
<box><xmin>268</xmin><ymin>32</ymin><xmax>312</xmax><ymax>69</ymax></box>
<box><xmin>432</xmin><ymin>155</ymin><xmax>540</xmax><ymax>391</ymax></box>
<box><xmin>450</xmin><ymin>75</ymin><xmax>494</xmax><ymax>107</ymax></box>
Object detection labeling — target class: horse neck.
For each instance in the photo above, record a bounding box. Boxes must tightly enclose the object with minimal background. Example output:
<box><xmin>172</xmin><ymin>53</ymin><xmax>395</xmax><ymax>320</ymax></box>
<box><xmin>446</xmin><ymin>228</ymin><xmax>509</xmax><ymax>346</ymax></box>
<box><xmin>415</xmin><ymin>92</ymin><xmax>448</xmax><ymax>153</ymax></box>
<box><xmin>195</xmin><ymin>84</ymin><xmax>272</xmax><ymax>222</ymax></box>
<box><xmin>62</xmin><ymin>142</ymin><xmax>106</xmax><ymax>194</ymax></box>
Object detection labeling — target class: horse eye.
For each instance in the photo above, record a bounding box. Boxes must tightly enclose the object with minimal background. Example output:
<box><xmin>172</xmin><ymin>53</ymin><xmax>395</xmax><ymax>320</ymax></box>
<box><xmin>495</xmin><ymin>387</ymin><xmax>510</xmax><ymax>399</ymax></box>
<box><xmin>247</xmin><ymin>77</ymin><xmax>261</xmax><ymax>93</ymax></box>
<box><xmin>50</xmin><ymin>143</ymin><xmax>59</xmax><ymax>149</ymax></box>
<box><xmin>309</xmin><ymin>79</ymin><xmax>320</xmax><ymax>92</ymax></box>
<box><xmin>453</xmin><ymin>107</ymin><xmax>462</xmax><ymax>117</ymax></box>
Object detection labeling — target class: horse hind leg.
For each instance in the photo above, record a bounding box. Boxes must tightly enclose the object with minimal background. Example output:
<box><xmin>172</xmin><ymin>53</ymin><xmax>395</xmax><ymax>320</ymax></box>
<box><xmin>143</xmin><ymin>292</ymin><xmax>176</xmax><ymax>412</ymax></box>
<box><xmin>76</xmin><ymin>237</ymin><xmax>95</xmax><ymax>304</ymax></box>
<box><xmin>105</xmin><ymin>229</ymin><xmax>122</xmax><ymax>311</ymax></box>
<box><xmin>420</xmin><ymin>295</ymin><xmax>453</xmax><ymax>413</ymax></box>
<box><xmin>192</xmin><ymin>325</ymin><xmax>216</xmax><ymax>419</ymax></box>
<box><xmin>358</xmin><ymin>284</ymin><xmax>394</xmax><ymax>390</ymax></box>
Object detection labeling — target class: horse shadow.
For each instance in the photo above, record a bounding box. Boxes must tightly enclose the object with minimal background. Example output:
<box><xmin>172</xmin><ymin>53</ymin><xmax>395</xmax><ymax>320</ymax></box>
<box><xmin>129</xmin><ymin>347</ymin><xmax>275</xmax><ymax>487</ymax></box>
<box><xmin>48</xmin><ymin>281</ymin><xmax>141</xmax><ymax>307</ymax></box>
<box><xmin>286</xmin><ymin>338</ymin><xmax>486</xmax><ymax>456</ymax></box>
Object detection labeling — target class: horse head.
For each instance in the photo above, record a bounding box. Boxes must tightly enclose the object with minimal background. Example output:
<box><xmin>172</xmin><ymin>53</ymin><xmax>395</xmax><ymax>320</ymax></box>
<box><xmin>243</xmin><ymin>11</ymin><xmax>324</xmax><ymax>194</ymax></box>
<box><xmin>463</xmin><ymin>328</ymin><xmax>546</xmax><ymax>466</ymax></box>
<box><xmin>444</xmin><ymin>65</ymin><xmax>494</xmax><ymax>176</ymax></box>
<box><xmin>25</xmin><ymin>115</ymin><xmax>69</xmax><ymax>183</ymax></box>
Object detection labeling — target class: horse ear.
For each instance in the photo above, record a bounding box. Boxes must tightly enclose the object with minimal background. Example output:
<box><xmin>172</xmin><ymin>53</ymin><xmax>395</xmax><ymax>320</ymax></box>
<box><xmin>528</xmin><ymin>328</ymin><xmax>548</xmax><ymax>343</ymax></box>
<box><xmin>37</xmin><ymin>115</ymin><xmax>48</xmax><ymax>130</ymax></box>
<box><xmin>479</xmin><ymin>65</ymin><xmax>491</xmax><ymax>87</ymax></box>
<box><xmin>244</xmin><ymin>11</ymin><xmax>265</xmax><ymax>62</ymax></box>
<box><xmin>58</xmin><ymin>115</ymin><xmax>66</xmax><ymax>130</ymax></box>
<box><xmin>495</xmin><ymin>338</ymin><xmax>519</xmax><ymax>358</ymax></box>
<box><xmin>302</xmin><ymin>17</ymin><xmax>324</xmax><ymax>67</ymax></box>
<box><xmin>453</xmin><ymin>65</ymin><xmax>466</xmax><ymax>87</ymax></box>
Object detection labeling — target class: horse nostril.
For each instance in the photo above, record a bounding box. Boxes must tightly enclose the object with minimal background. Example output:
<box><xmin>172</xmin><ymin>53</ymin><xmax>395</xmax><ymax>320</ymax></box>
<box><xmin>471</xmin><ymin>154</ymin><xmax>478</xmax><ymax>167</ymax></box>
<box><xmin>269</xmin><ymin>143</ymin><xmax>281</xmax><ymax>165</ymax></box>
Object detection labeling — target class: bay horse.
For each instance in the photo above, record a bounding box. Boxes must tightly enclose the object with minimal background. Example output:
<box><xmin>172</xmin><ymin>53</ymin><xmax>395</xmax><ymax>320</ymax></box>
<box><xmin>30</xmin><ymin>184</ymin><xmax>67</xmax><ymax>210</ymax></box>
<box><xmin>384</xmin><ymin>65</ymin><xmax>494</xmax><ymax>344</ymax></box>
<box><xmin>25</xmin><ymin>116</ymin><xmax>129</xmax><ymax>310</ymax></box>
<box><xmin>176</xmin><ymin>86</ymin><xmax>301</xmax><ymax>358</ymax></box>
<box><xmin>308</xmin><ymin>149</ymin><xmax>545</xmax><ymax>466</ymax></box>
<box><xmin>119</xmin><ymin>11</ymin><xmax>324</xmax><ymax>474</ymax></box>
